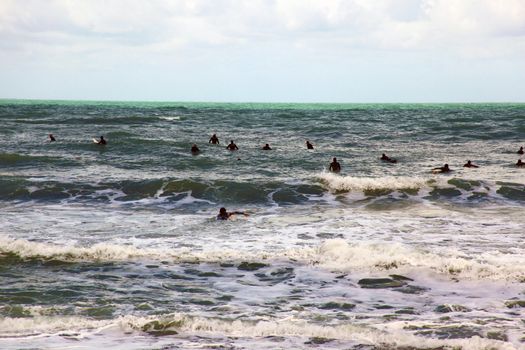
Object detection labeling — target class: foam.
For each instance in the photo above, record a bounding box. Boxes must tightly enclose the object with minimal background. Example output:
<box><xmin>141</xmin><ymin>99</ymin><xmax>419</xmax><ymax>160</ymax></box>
<box><xmin>317</xmin><ymin>239</ymin><xmax>525</xmax><ymax>281</ymax></box>
<box><xmin>0</xmin><ymin>315</ymin><xmax>112</xmax><ymax>336</ymax></box>
<box><xmin>0</xmin><ymin>314</ymin><xmax>514</xmax><ymax>349</ymax></box>
<box><xmin>316</xmin><ymin>172</ymin><xmax>429</xmax><ymax>192</ymax></box>
<box><xmin>0</xmin><ymin>235</ymin><xmax>297</xmax><ymax>263</ymax></box>
<box><xmin>1</xmin><ymin>235</ymin><xmax>524</xmax><ymax>281</ymax></box>
<box><xmin>0</xmin><ymin>235</ymin><xmax>151</xmax><ymax>261</ymax></box>
<box><xmin>158</xmin><ymin>116</ymin><xmax>180</xmax><ymax>121</ymax></box>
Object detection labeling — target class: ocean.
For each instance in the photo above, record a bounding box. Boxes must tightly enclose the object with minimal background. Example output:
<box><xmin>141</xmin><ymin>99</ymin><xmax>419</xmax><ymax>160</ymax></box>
<box><xmin>0</xmin><ymin>100</ymin><xmax>524</xmax><ymax>349</ymax></box>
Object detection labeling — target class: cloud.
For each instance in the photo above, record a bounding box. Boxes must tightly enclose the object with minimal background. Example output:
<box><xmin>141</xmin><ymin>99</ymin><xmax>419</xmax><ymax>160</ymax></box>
<box><xmin>0</xmin><ymin>0</ymin><xmax>523</xmax><ymax>102</ymax></box>
<box><xmin>1</xmin><ymin>0</ymin><xmax>523</xmax><ymax>51</ymax></box>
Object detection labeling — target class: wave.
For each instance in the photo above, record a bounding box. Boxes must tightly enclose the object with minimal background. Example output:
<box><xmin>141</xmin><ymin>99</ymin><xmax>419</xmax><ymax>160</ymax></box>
<box><xmin>0</xmin><ymin>176</ymin><xmax>324</xmax><ymax>206</ymax></box>
<box><xmin>316</xmin><ymin>173</ymin><xmax>525</xmax><ymax>203</ymax></box>
<box><xmin>0</xmin><ymin>153</ymin><xmax>76</xmax><ymax>167</ymax></box>
<box><xmin>2</xmin><ymin>174</ymin><xmax>525</xmax><ymax>207</ymax></box>
<box><xmin>316</xmin><ymin>173</ymin><xmax>427</xmax><ymax>192</ymax></box>
<box><xmin>1</xmin><ymin>236</ymin><xmax>524</xmax><ymax>282</ymax></box>
<box><xmin>0</xmin><ymin>313</ymin><xmax>513</xmax><ymax>349</ymax></box>
<box><xmin>317</xmin><ymin>239</ymin><xmax>525</xmax><ymax>282</ymax></box>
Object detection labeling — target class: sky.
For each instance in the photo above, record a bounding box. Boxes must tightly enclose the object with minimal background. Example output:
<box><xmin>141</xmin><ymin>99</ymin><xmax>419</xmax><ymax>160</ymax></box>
<box><xmin>0</xmin><ymin>0</ymin><xmax>524</xmax><ymax>103</ymax></box>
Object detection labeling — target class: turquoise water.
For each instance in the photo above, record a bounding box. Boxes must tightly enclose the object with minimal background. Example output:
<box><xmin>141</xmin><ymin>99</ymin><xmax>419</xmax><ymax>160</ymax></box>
<box><xmin>1</xmin><ymin>100</ymin><xmax>524</xmax><ymax>349</ymax></box>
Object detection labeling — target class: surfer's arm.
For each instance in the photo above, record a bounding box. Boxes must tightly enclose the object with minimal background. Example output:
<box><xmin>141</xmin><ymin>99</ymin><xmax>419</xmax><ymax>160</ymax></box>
<box><xmin>229</xmin><ymin>211</ymin><xmax>248</xmax><ymax>217</ymax></box>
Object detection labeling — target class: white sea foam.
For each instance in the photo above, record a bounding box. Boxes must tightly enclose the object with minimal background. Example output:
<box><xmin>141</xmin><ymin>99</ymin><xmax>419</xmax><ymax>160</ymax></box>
<box><xmin>158</xmin><ymin>116</ymin><xmax>180</xmax><ymax>121</ymax></box>
<box><xmin>316</xmin><ymin>172</ymin><xmax>429</xmax><ymax>192</ymax></box>
<box><xmin>0</xmin><ymin>235</ymin><xmax>151</xmax><ymax>261</ymax></box>
<box><xmin>1</xmin><ymin>235</ymin><xmax>524</xmax><ymax>281</ymax></box>
<box><xmin>0</xmin><ymin>315</ymin><xmax>112</xmax><ymax>337</ymax></box>
<box><xmin>316</xmin><ymin>239</ymin><xmax>525</xmax><ymax>281</ymax></box>
<box><xmin>0</xmin><ymin>314</ymin><xmax>515</xmax><ymax>350</ymax></box>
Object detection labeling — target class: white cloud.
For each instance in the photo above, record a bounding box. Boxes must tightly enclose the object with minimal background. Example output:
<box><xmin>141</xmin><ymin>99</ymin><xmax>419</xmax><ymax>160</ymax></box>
<box><xmin>1</xmin><ymin>0</ymin><xmax>524</xmax><ymax>55</ymax></box>
<box><xmin>0</xmin><ymin>0</ymin><xmax>523</xmax><ymax>101</ymax></box>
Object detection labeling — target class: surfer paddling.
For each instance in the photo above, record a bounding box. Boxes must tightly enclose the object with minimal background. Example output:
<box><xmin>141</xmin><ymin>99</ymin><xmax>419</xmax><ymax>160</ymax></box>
<box><xmin>432</xmin><ymin>164</ymin><xmax>451</xmax><ymax>173</ymax></box>
<box><xmin>329</xmin><ymin>157</ymin><xmax>341</xmax><ymax>173</ymax></box>
<box><xmin>380</xmin><ymin>153</ymin><xmax>397</xmax><ymax>163</ymax></box>
<box><xmin>217</xmin><ymin>207</ymin><xmax>247</xmax><ymax>220</ymax></box>
<box><xmin>463</xmin><ymin>160</ymin><xmax>479</xmax><ymax>168</ymax></box>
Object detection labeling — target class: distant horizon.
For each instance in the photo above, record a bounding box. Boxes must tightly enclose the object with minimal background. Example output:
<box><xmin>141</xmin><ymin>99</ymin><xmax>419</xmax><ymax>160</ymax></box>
<box><xmin>1</xmin><ymin>97</ymin><xmax>524</xmax><ymax>106</ymax></box>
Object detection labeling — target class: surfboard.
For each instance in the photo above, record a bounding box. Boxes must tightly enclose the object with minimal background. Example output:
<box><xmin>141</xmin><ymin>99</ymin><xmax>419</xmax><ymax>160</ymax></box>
<box><xmin>93</xmin><ymin>138</ymin><xmax>99</xmax><ymax>144</ymax></box>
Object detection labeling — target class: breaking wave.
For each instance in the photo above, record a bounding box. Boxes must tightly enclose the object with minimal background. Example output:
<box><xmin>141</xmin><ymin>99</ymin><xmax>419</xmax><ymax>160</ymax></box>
<box><xmin>1</xmin><ymin>236</ymin><xmax>524</xmax><ymax>282</ymax></box>
<box><xmin>316</xmin><ymin>172</ymin><xmax>428</xmax><ymax>192</ymax></box>
<box><xmin>0</xmin><ymin>313</ymin><xmax>513</xmax><ymax>350</ymax></box>
<box><xmin>1</xmin><ymin>174</ymin><xmax>525</xmax><ymax>207</ymax></box>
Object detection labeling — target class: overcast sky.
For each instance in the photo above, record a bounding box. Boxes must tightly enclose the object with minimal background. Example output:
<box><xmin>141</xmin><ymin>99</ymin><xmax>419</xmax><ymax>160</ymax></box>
<box><xmin>0</xmin><ymin>0</ymin><xmax>524</xmax><ymax>102</ymax></box>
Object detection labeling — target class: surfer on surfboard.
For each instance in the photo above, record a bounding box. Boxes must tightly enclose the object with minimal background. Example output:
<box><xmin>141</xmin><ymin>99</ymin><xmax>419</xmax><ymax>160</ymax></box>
<box><xmin>329</xmin><ymin>157</ymin><xmax>341</xmax><ymax>173</ymax></box>
<box><xmin>432</xmin><ymin>164</ymin><xmax>451</xmax><ymax>173</ymax></box>
<box><xmin>217</xmin><ymin>207</ymin><xmax>247</xmax><ymax>220</ymax></box>
<box><xmin>463</xmin><ymin>160</ymin><xmax>479</xmax><ymax>168</ymax></box>
<box><xmin>226</xmin><ymin>140</ymin><xmax>239</xmax><ymax>151</ymax></box>
<box><xmin>209</xmin><ymin>134</ymin><xmax>220</xmax><ymax>144</ymax></box>
<box><xmin>94</xmin><ymin>136</ymin><xmax>106</xmax><ymax>145</ymax></box>
<box><xmin>380</xmin><ymin>153</ymin><xmax>397</xmax><ymax>163</ymax></box>
<box><xmin>306</xmin><ymin>140</ymin><xmax>314</xmax><ymax>149</ymax></box>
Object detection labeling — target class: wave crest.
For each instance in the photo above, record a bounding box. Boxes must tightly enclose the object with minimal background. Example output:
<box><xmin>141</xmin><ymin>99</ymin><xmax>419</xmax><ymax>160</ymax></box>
<box><xmin>0</xmin><ymin>313</ymin><xmax>512</xmax><ymax>349</ymax></box>
<box><xmin>316</xmin><ymin>173</ymin><xmax>428</xmax><ymax>192</ymax></box>
<box><xmin>1</xmin><ymin>236</ymin><xmax>524</xmax><ymax>282</ymax></box>
<box><xmin>317</xmin><ymin>239</ymin><xmax>525</xmax><ymax>281</ymax></box>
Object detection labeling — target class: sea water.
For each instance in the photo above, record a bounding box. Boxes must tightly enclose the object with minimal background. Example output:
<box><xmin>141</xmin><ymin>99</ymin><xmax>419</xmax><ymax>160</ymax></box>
<box><xmin>0</xmin><ymin>100</ymin><xmax>524</xmax><ymax>349</ymax></box>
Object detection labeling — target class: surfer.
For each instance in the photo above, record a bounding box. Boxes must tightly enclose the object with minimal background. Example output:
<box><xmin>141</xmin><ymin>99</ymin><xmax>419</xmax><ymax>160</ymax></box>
<box><xmin>226</xmin><ymin>140</ymin><xmax>239</xmax><ymax>151</ymax></box>
<box><xmin>96</xmin><ymin>136</ymin><xmax>106</xmax><ymax>145</ymax></box>
<box><xmin>217</xmin><ymin>207</ymin><xmax>246</xmax><ymax>220</ymax></box>
<box><xmin>329</xmin><ymin>157</ymin><xmax>341</xmax><ymax>173</ymax></box>
<box><xmin>209</xmin><ymin>134</ymin><xmax>220</xmax><ymax>144</ymax></box>
<box><xmin>380</xmin><ymin>153</ymin><xmax>397</xmax><ymax>163</ymax></box>
<box><xmin>463</xmin><ymin>160</ymin><xmax>479</xmax><ymax>168</ymax></box>
<box><xmin>191</xmin><ymin>144</ymin><xmax>200</xmax><ymax>154</ymax></box>
<box><xmin>517</xmin><ymin>159</ymin><xmax>525</xmax><ymax>167</ymax></box>
<box><xmin>432</xmin><ymin>164</ymin><xmax>451</xmax><ymax>173</ymax></box>
<box><xmin>518</xmin><ymin>146</ymin><xmax>524</xmax><ymax>155</ymax></box>
<box><xmin>262</xmin><ymin>143</ymin><xmax>272</xmax><ymax>150</ymax></box>
<box><xmin>306</xmin><ymin>140</ymin><xmax>314</xmax><ymax>149</ymax></box>
<box><xmin>49</xmin><ymin>134</ymin><xmax>56</xmax><ymax>142</ymax></box>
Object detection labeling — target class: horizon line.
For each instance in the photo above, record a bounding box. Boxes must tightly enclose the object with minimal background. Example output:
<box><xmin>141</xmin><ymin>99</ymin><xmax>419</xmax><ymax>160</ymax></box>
<box><xmin>1</xmin><ymin>97</ymin><xmax>524</xmax><ymax>105</ymax></box>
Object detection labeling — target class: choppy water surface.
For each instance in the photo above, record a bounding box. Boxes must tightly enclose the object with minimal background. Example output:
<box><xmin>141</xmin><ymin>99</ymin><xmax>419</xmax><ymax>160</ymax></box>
<box><xmin>1</xmin><ymin>100</ymin><xmax>524</xmax><ymax>349</ymax></box>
